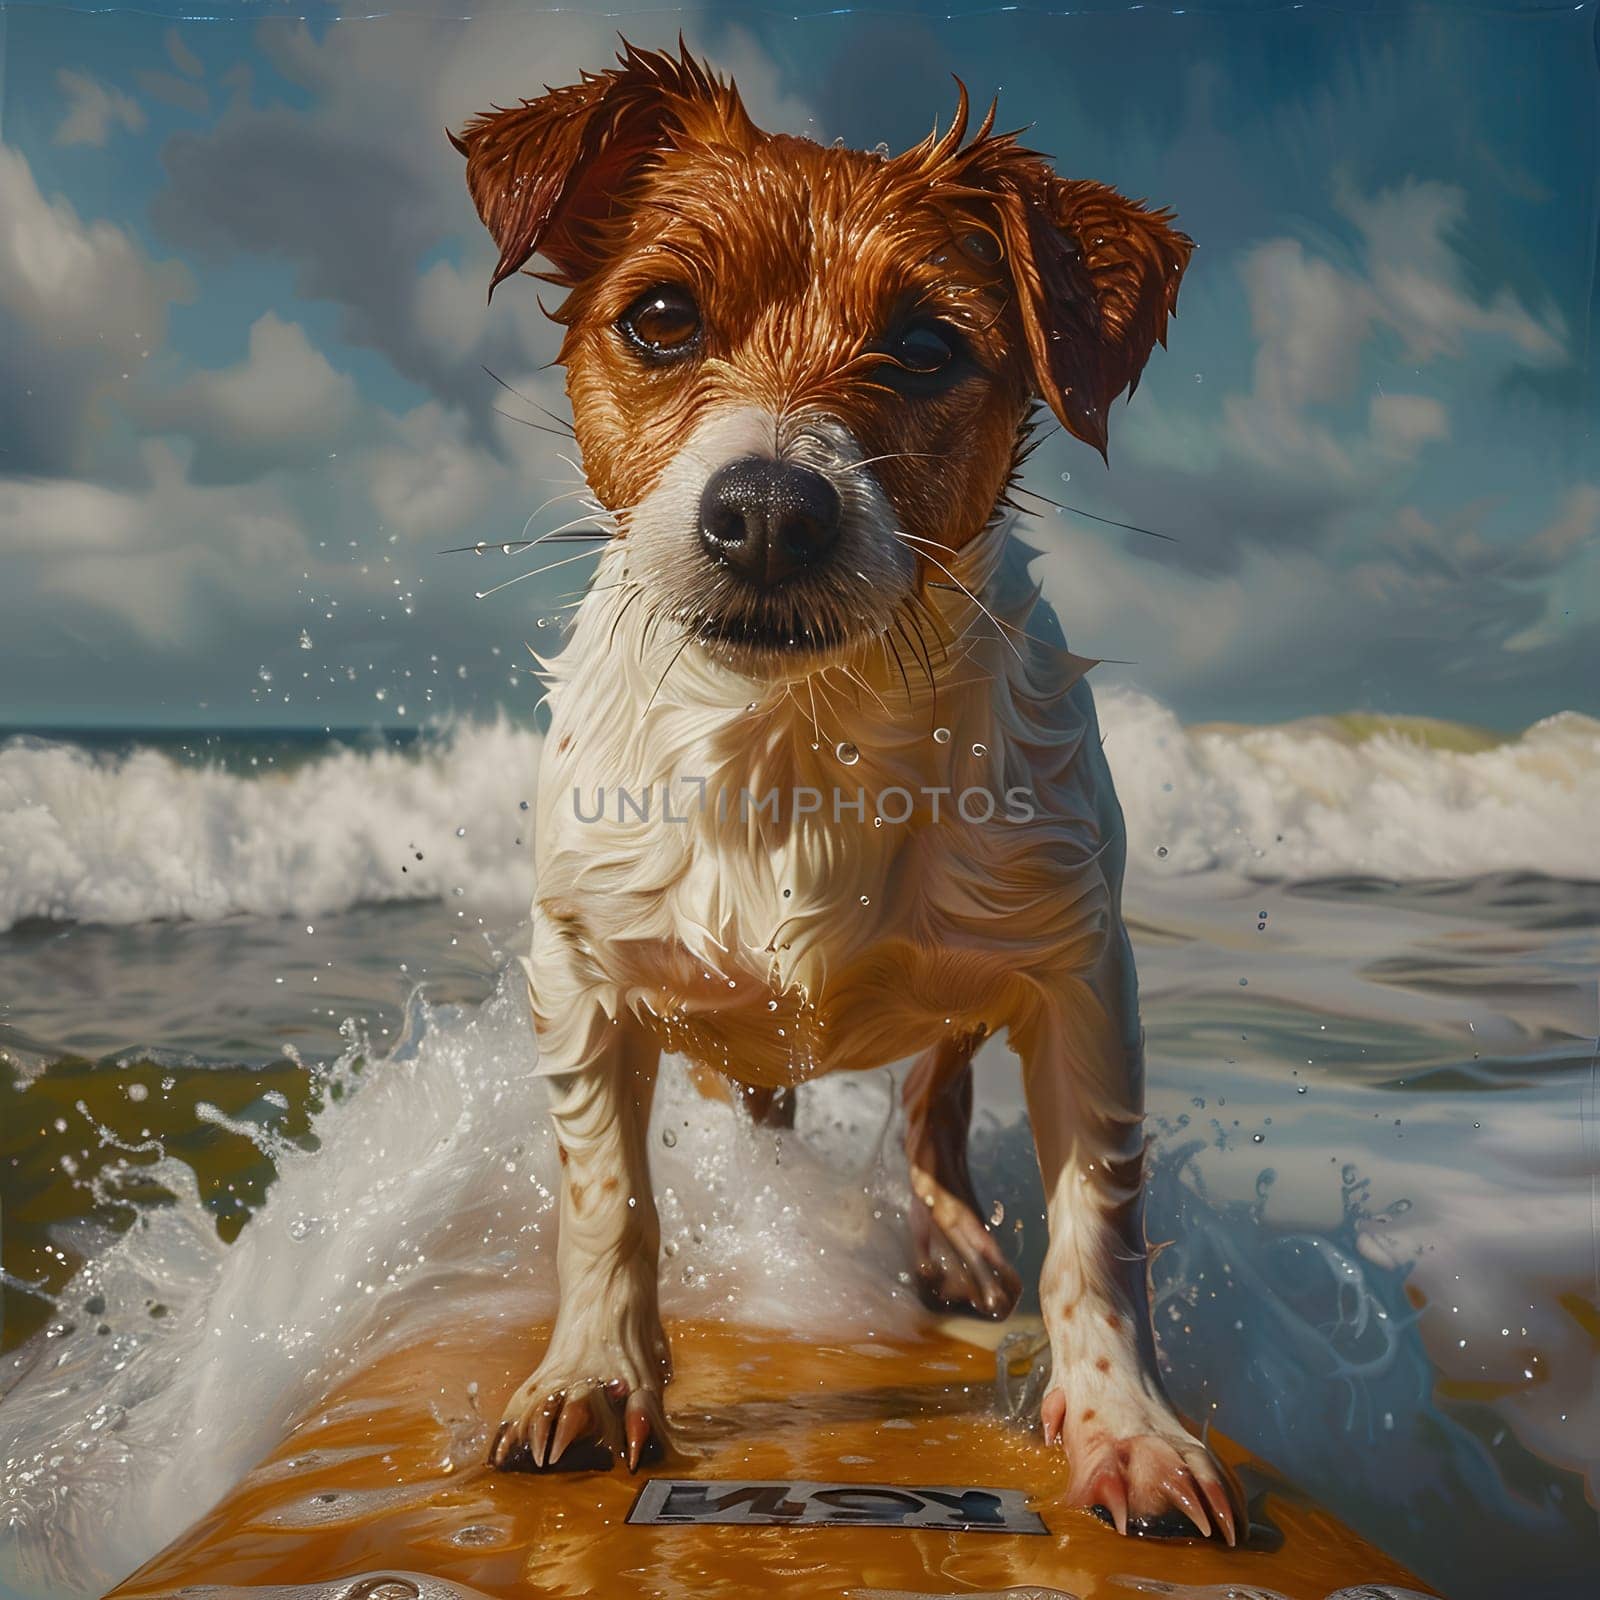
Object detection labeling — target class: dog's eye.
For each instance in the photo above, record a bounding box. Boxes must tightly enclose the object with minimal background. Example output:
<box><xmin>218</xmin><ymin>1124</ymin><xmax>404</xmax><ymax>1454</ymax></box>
<box><xmin>890</xmin><ymin>322</ymin><xmax>957</xmax><ymax>373</ymax></box>
<box><xmin>617</xmin><ymin>286</ymin><xmax>701</xmax><ymax>359</ymax></box>
<box><xmin>961</xmin><ymin>230</ymin><xmax>1003</xmax><ymax>266</ymax></box>
<box><xmin>876</xmin><ymin>319</ymin><xmax>967</xmax><ymax>391</ymax></box>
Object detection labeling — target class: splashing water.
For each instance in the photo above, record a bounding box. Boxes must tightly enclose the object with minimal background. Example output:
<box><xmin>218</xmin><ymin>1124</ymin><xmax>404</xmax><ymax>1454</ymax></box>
<box><xmin>0</xmin><ymin>971</ymin><xmax>920</xmax><ymax>1597</ymax></box>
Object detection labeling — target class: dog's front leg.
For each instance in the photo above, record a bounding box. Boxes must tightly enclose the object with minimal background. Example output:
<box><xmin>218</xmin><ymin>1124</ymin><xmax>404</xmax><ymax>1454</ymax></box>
<box><xmin>903</xmin><ymin>1035</ymin><xmax>1022</xmax><ymax>1319</ymax></box>
<box><xmin>1013</xmin><ymin>939</ymin><xmax>1240</xmax><ymax>1543</ymax></box>
<box><xmin>490</xmin><ymin>997</ymin><xmax>669</xmax><ymax>1473</ymax></box>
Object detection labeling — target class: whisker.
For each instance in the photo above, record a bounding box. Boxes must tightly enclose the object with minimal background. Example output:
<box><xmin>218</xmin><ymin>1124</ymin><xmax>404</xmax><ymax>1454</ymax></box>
<box><xmin>494</xmin><ymin>407</ymin><xmax>576</xmax><ymax>443</ymax></box>
<box><xmin>474</xmin><ymin>544</ymin><xmax>603</xmax><ymax>599</ymax></box>
<box><xmin>907</xmin><ymin>591</ymin><xmax>954</xmax><ymax>666</ymax></box>
<box><xmin>880</xmin><ymin>632</ymin><xmax>912</xmax><ymax>704</ymax></box>
<box><xmin>806</xmin><ymin>675</ymin><xmax>825</xmax><ymax>745</ymax></box>
<box><xmin>849</xmin><ymin>450</ymin><xmax>941</xmax><ymax>471</ymax></box>
<box><xmin>521</xmin><ymin>508</ymin><xmax>620</xmax><ymax>544</ymax></box>
<box><xmin>891</xmin><ymin>527</ymin><xmax>962</xmax><ymax>558</ymax></box>
<box><xmin>439</xmin><ymin>528</ymin><xmax>612</xmax><ymax>555</ymax></box>
<box><xmin>482</xmin><ymin>365</ymin><xmax>577</xmax><ymax>437</ymax></box>
<box><xmin>607</xmin><ymin>586</ymin><xmax>647</xmax><ymax>654</ymax></box>
<box><xmin>1015</xmin><ymin>485</ymin><xmax>1177</xmax><ymax>543</ymax></box>
<box><xmin>834</xmin><ymin>661</ymin><xmax>890</xmax><ymax>716</ymax></box>
<box><xmin>893</xmin><ymin>615</ymin><xmax>935</xmax><ymax>697</ymax></box>
<box><xmin>514</xmin><ymin>485</ymin><xmax>597</xmax><ymax>528</ymax></box>
<box><xmin>895</xmin><ymin>532</ymin><xmax>1024</xmax><ymax>662</ymax></box>
<box><xmin>645</xmin><ymin>631</ymin><xmax>696</xmax><ymax>712</ymax></box>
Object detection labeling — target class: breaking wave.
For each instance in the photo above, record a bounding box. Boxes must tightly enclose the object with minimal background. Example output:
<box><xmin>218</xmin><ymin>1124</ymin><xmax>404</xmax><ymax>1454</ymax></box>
<box><xmin>1</xmin><ymin>692</ymin><xmax>1595</xmax><ymax>932</ymax></box>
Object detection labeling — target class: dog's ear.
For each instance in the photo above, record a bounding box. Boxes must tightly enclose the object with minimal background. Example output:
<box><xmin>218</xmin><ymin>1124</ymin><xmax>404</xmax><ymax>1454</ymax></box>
<box><xmin>989</xmin><ymin>169</ymin><xmax>1193</xmax><ymax>458</ymax></box>
<box><xmin>450</xmin><ymin>40</ymin><xmax>754</xmax><ymax>298</ymax></box>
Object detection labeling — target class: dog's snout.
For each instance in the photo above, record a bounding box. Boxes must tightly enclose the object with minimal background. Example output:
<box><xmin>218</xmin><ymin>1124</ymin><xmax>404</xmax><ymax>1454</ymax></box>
<box><xmin>698</xmin><ymin>457</ymin><xmax>841</xmax><ymax>586</ymax></box>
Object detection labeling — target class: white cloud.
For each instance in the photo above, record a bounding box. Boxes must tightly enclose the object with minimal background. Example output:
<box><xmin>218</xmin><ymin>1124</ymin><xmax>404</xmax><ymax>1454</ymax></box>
<box><xmin>1336</xmin><ymin>176</ymin><xmax>1564</xmax><ymax>364</ymax></box>
<box><xmin>137</xmin><ymin>312</ymin><xmax>358</xmax><ymax>481</ymax></box>
<box><xmin>0</xmin><ymin>144</ymin><xmax>190</xmax><ymax>476</ymax></box>
<box><xmin>55</xmin><ymin>69</ymin><xmax>147</xmax><ymax>147</ymax></box>
<box><xmin>0</xmin><ymin>145</ymin><xmax>183</xmax><ymax>335</ymax></box>
<box><xmin>152</xmin><ymin>14</ymin><xmax>813</xmax><ymax>421</ymax></box>
<box><xmin>16</xmin><ymin>443</ymin><xmax>309</xmax><ymax>647</ymax></box>
<box><xmin>1369</xmin><ymin>391</ymin><xmax>1449</xmax><ymax>458</ymax></box>
<box><xmin>1137</xmin><ymin>175</ymin><xmax>1564</xmax><ymax>511</ymax></box>
<box><xmin>1500</xmin><ymin>485</ymin><xmax>1600</xmax><ymax>653</ymax></box>
<box><xmin>362</xmin><ymin>401</ymin><xmax>503</xmax><ymax>541</ymax></box>
<box><xmin>1032</xmin><ymin>476</ymin><xmax>1598</xmax><ymax>715</ymax></box>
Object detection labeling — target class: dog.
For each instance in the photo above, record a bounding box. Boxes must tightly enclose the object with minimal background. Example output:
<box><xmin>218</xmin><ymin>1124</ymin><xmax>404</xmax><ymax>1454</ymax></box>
<box><xmin>452</xmin><ymin>43</ymin><xmax>1237</xmax><ymax>1542</ymax></box>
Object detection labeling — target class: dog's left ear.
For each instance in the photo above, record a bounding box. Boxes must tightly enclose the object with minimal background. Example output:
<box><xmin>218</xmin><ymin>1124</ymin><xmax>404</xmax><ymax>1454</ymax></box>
<box><xmin>988</xmin><ymin>170</ymin><xmax>1193</xmax><ymax>459</ymax></box>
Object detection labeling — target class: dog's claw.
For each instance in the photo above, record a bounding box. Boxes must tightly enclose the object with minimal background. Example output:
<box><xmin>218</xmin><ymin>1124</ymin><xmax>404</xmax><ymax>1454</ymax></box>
<box><xmin>1191</xmin><ymin>1451</ymin><xmax>1240</xmax><ymax>1547</ymax></box>
<box><xmin>624</xmin><ymin>1392</ymin><xmax>654</xmax><ymax>1472</ymax></box>
<box><xmin>1086</xmin><ymin>1467</ymin><xmax>1129</xmax><ymax>1537</ymax></box>
<box><xmin>491</xmin><ymin>1371</ymin><xmax>665</xmax><ymax>1475</ymax></box>
<box><xmin>1157</xmin><ymin>1467</ymin><xmax>1210</xmax><ymax>1539</ymax></box>
<box><xmin>550</xmin><ymin>1391</ymin><xmax>594</xmax><ymax>1465</ymax></box>
<box><xmin>530</xmin><ymin>1390</ymin><xmax>564</xmax><ymax>1467</ymax></box>
<box><xmin>911</xmin><ymin>1191</ymin><xmax>1023</xmax><ymax>1321</ymax></box>
<box><xmin>1047</xmin><ymin>1385</ymin><xmax>1241</xmax><ymax>1544</ymax></box>
<box><xmin>1040</xmin><ymin>1386</ymin><xmax>1066</xmax><ymax>1448</ymax></box>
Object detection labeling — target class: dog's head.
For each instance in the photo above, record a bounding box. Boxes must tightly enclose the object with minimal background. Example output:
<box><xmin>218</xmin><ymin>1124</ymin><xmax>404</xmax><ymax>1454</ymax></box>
<box><xmin>453</xmin><ymin>43</ymin><xmax>1191</xmax><ymax>676</ymax></box>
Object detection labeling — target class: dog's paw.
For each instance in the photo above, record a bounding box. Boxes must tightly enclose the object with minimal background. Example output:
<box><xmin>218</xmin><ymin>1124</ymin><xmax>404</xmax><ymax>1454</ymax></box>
<box><xmin>489</xmin><ymin>1373</ymin><xmax>666</xmax><ymax>1474</ymax></box>
<box><xmin>910</xmin><ymin>1183</ymin><xmax>1022</xmax><ymax>1320</ymax></box>
<box><xmin>1042</xmin><ymin>1387</ymin><xmax>1240</xmax><ymax>1545</ymax></box>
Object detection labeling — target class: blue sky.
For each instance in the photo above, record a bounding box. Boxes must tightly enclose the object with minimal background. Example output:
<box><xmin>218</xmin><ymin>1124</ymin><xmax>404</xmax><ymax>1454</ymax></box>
<box><xmin>0</xmin><ymin>0</ymin><xmax>1595</xmax><ymax>728</ymax></box>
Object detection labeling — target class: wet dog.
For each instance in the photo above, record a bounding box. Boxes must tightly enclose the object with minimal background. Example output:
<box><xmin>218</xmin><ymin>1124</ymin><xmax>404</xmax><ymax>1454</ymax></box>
<box><xmin>452</xmin><ymin>42</ymin><xmax>1237</xmax><ymax>1541</ymax></box>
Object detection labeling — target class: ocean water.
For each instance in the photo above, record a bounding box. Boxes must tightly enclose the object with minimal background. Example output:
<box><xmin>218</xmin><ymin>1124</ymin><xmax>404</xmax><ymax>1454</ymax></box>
<box><xmin>0</xmin><ymin>693</ymin><xmax>1597</xmax><ymax>1599</ymax></box>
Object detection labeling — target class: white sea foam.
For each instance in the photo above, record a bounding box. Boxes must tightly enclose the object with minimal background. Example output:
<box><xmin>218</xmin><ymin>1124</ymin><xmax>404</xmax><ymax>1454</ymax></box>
<box><xmin>0</xmin><ymin>721</ymin><xmax>540</xmax><ymax>932</ymax></box>
<box><xmin>0</xmin><ymin>971</ymin><xmax>921</xmax><ymax>1598</ymax></box>
<box><xmin>1</xmin><ymin>695</ymin><xmax>1595</xmax><ymax>933</ymax></box>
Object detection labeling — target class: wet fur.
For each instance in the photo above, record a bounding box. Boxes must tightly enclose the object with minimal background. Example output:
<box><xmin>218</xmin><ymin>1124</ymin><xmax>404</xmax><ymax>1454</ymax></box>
<box><xmin>455</xmin><ymin>42</ymin><xmax>1238</xmax><ymax>1542</ymax></box>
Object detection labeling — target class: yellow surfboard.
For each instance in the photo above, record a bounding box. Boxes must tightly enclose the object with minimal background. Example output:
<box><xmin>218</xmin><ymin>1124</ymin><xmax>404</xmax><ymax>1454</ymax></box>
<box><xmin>108</xmin><ymin>1316</ymin><xmax>1437</xmax><ymax>1600</ymax></box>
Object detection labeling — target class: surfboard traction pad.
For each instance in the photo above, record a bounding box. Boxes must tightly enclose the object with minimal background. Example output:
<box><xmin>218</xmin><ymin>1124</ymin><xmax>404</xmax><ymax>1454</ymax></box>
<box><xmin>107</xmin><ymin>1318</ymin><xmax>1444</xmax><ymax>1600</ymax></box>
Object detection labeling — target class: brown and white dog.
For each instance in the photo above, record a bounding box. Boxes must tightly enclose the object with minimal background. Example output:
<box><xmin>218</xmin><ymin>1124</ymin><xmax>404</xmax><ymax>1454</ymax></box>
<box><xmin>452</xmin><ymin>43</ymin><xmax>1237</xmax><ymax>1541</ymax></box>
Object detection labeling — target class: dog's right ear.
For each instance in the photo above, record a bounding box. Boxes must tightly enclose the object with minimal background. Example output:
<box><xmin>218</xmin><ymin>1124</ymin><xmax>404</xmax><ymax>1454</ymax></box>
<box><xmin>450</xmin><ymin>40</ymin><xmax>753</xmax><ymax>299</ymax></box>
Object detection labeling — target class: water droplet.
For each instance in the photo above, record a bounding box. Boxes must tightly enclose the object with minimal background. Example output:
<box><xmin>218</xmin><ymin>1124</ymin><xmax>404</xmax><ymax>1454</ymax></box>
<box><xmin>1156</xmin><ymin>845</ymin><xmax>1169</xmax><ymax>858</ymax></box>
<box><xmin>989</xmin><ymin>1200</ymin><xmax>1005</xmax><ymax>1226</ymax></box>
<box><xmin>835</xmin><ymin>741</ymin><xmax>860</xmax><ymax>765</ymax></box>
<box><xmin>971</xmin><ymin>742</ymin><xmax>988</xmax><ymax>758</ymax></box>
<box><xmin>661</xmin><ymin>1128</ymin><xmax>677</xmax><ymax>1148</ymax></box>
<box><xmin>456</xmin><ymin>826</ymin><xmax>467</xmax><ymax>838</ymax></box>
<box><xmin>1238</xmin><ymin>977</ymin><xmax>1249</xmax><ymax>987</ymax></box>
<box><xmin>257</xmin><ymin>665</ymin><xmax>274</xmax><ymax>684</ymax></box>
<box><xmin>298</xmin><ymin>629</ymin><xmax>313</xmax><ymax>650</ymax></box>
<box><xmin>859</xmin><ymin>894</ymin><xmax>870</xmax><ymax>906</ymax></box>
<box><xmin>933</xmin><ymin>726</ymin><xmax>952</xmax><ymax>744</ymax></box>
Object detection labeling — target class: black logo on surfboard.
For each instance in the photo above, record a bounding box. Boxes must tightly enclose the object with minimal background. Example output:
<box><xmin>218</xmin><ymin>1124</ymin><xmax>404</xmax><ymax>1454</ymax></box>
<box><xmin>626</xmin><ymin>1478</ymin><xmax>1048</xmax><ymax>1534</ymax></box>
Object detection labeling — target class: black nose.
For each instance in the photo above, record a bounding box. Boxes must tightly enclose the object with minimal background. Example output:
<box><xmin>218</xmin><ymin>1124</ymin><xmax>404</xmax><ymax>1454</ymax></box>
<box><xmin>698</xmin><ymin>457</ymin><xmax>842</xmax><ymax>587</ymax></box>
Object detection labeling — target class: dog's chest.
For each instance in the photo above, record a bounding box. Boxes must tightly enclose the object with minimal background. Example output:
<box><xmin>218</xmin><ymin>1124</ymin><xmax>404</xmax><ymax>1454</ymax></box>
<box><xmin>534</xmin><ymin>569</ymin><xmax>1113</xmax><ymax>1081</ymax></box>
<box><xmin>549</xmin><ymin>794</ymin><xmax>1101</xmax><ymax>1083</ymax></box>
<box><xmin>601</xmin><ymin>909</ymin><xmax>1023</xmax><ymax>1085</ymax></box>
